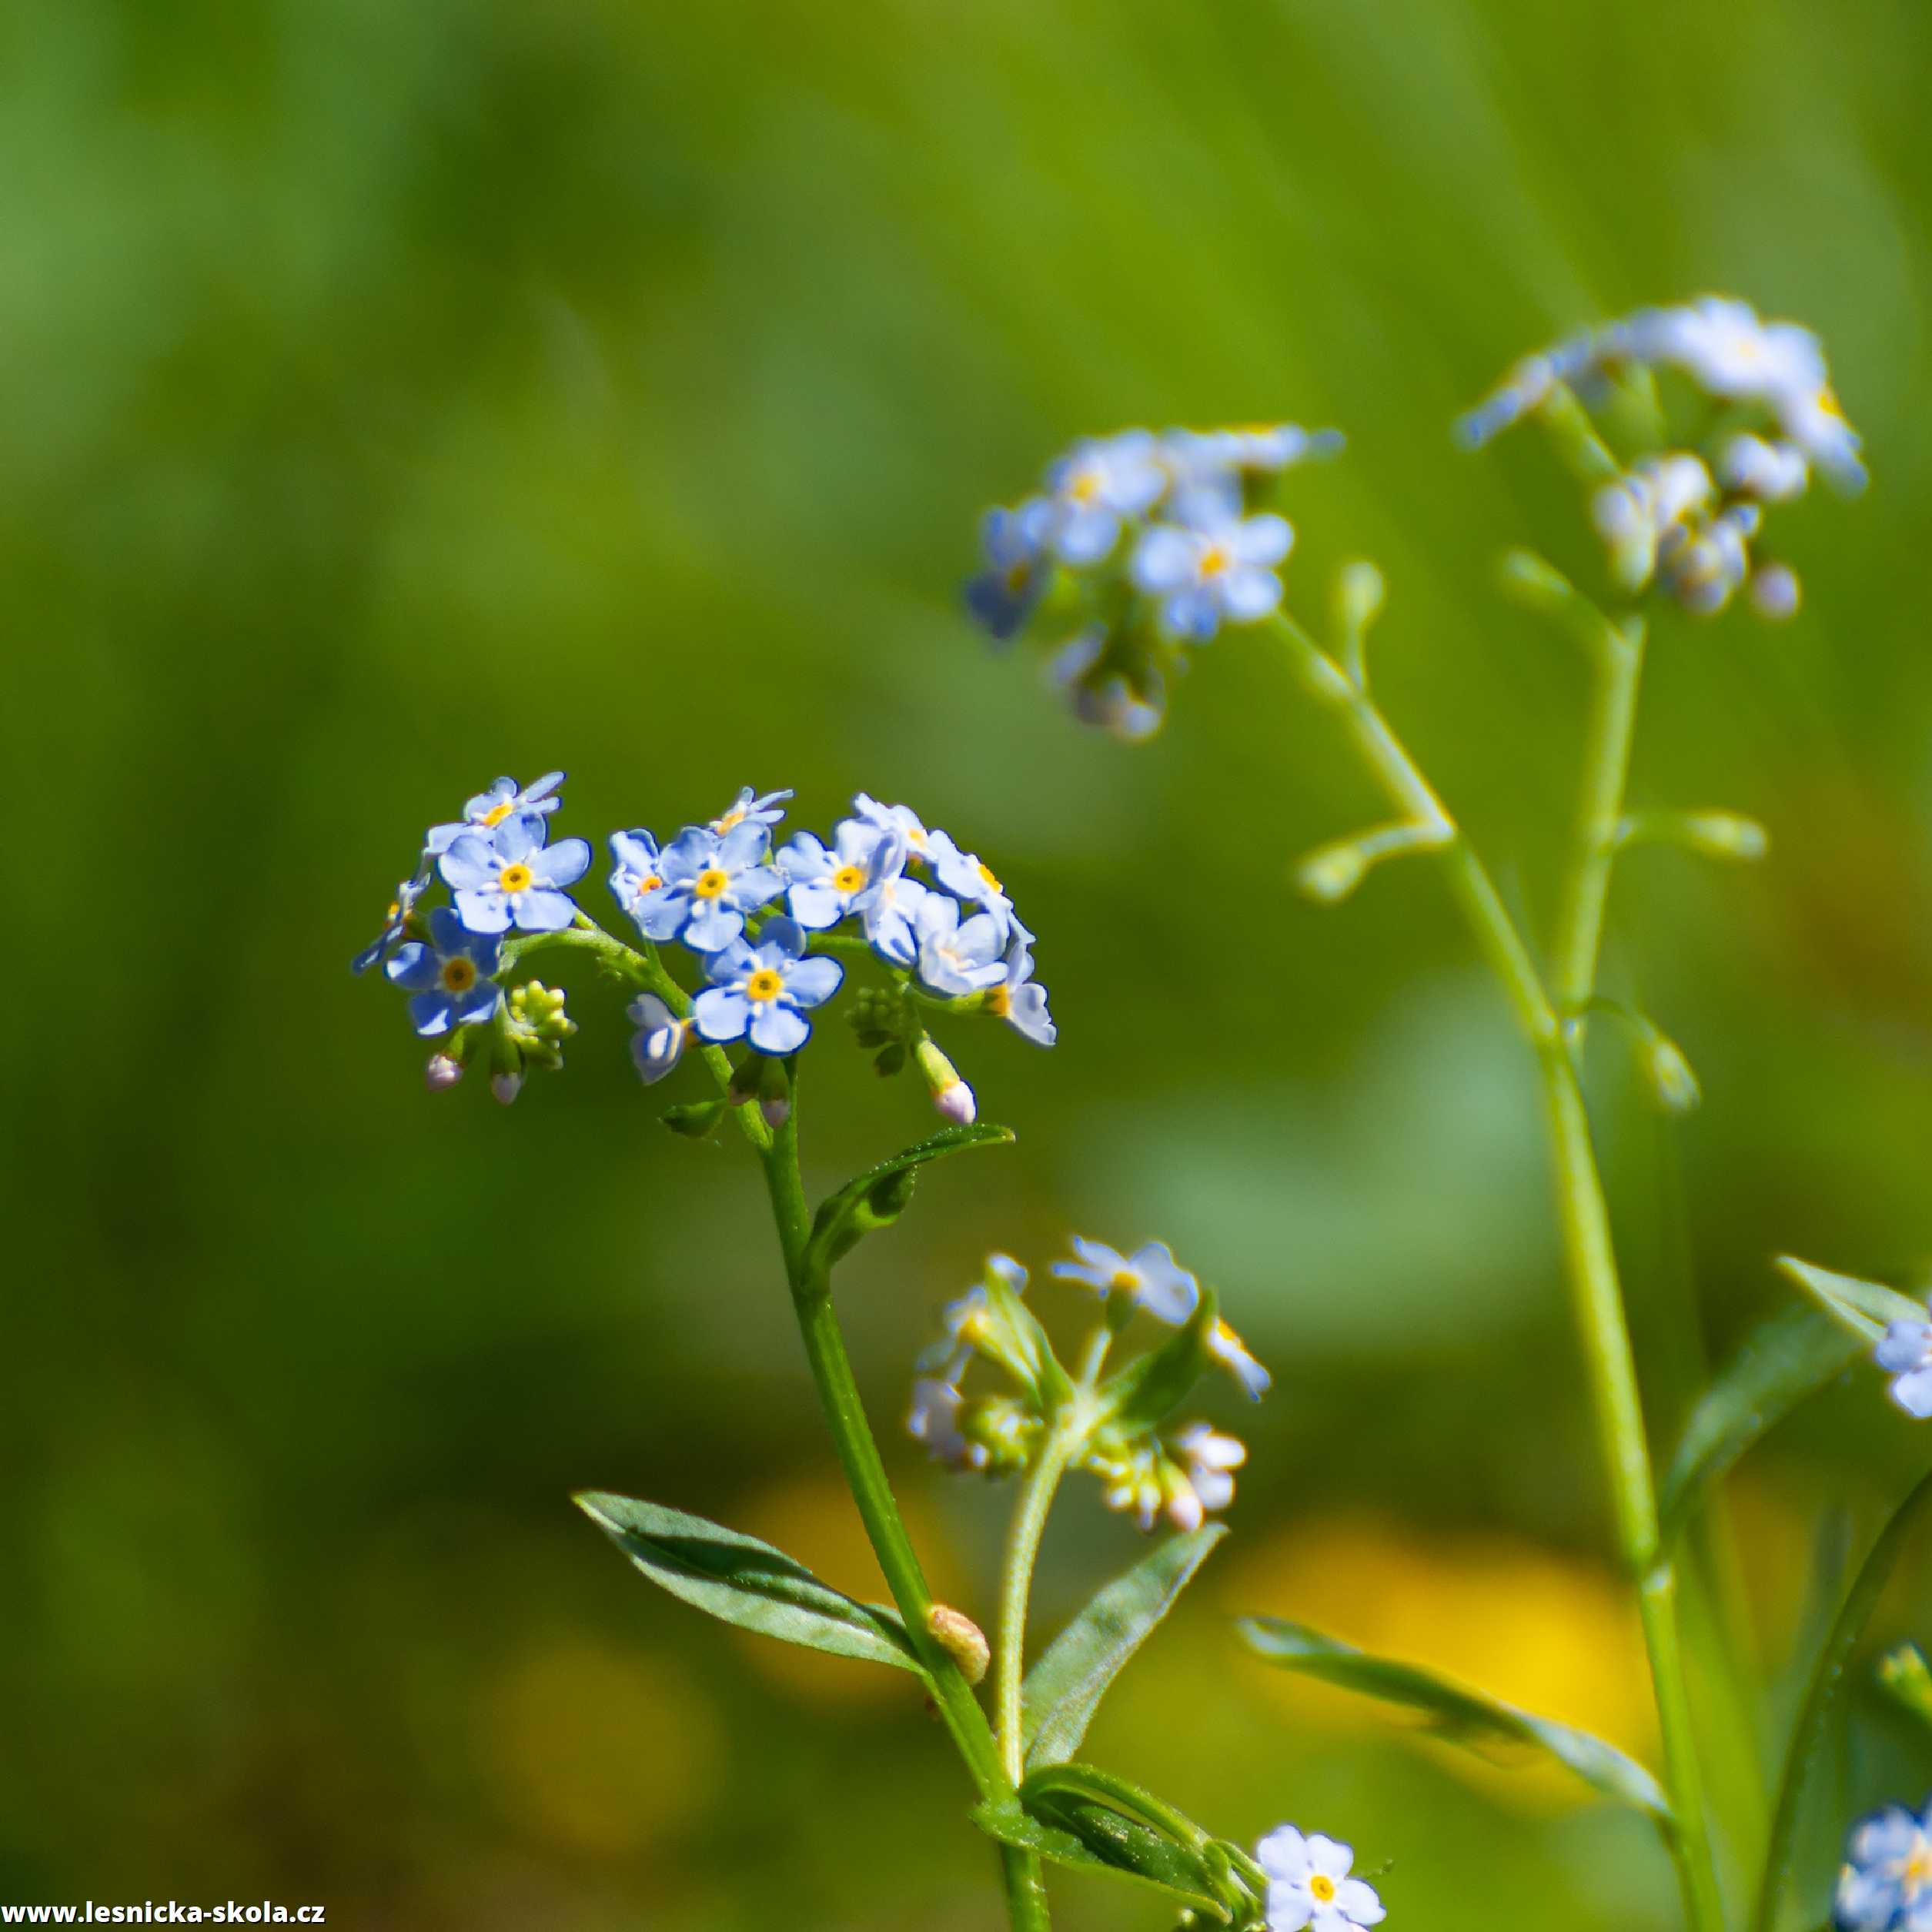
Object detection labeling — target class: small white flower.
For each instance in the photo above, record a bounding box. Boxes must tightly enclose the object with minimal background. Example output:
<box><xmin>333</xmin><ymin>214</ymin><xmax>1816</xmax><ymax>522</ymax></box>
<box><xmin>1777</xmin><ymin>384</ymin><xmax>1867</xmax><ymax>493</ymax></box>
<box><xmin>626</xmin><ymin>992</ymin><xmax>693</xmax><ymax>1085</ymax></box>
<box><xmin>1256</xmin><ymin>1824</ymin><xmax>1385</xmax><ymax>1931</ymax></box>
<box><xmin>1635</xmin><ymin>296</ymin><xmax>1826</xmax><ymax>404</ymax></box>
<box><xmin>1052</xmin><ymin>1237</ymin><xmax>1199</xmax><ymax>1324</ymax></box>
<box><xmin>1206</xmin><ymin>1316</ymin><xmax>1272</xmax><ymax>1399</ymax></box>
<box><xmin>1747</xmin><ymin>562</ymin><xmax>1802</xmax><ymax>621</ymax></box>
<box><xmin>1876</xmin><ymin>1304</ymin><xmax>1932</xmax><ymax>1418</ymax></box>
<box><xmin>907</xmin><ymin>1379</ymin><xmax>986</xmax><ymax>1471</ymax></box>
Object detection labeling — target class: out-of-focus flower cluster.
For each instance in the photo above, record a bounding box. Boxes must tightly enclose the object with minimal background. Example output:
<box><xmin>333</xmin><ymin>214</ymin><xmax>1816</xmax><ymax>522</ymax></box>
<box><xmin>1835</xmin><ymin>1797</ymin><xmax>1932</xmax><ymax>1930</ymax></box>
<box><xmin>353</xmin><ymin>778</ymin><xmax>1054</xmax><ymax>1118</ymax></box>
<box><xmin>907</xmin><ymin>1238</ymin><xmax>1269</xmax><ymax>1534</ymax></box>
<box><xmin>1460</xmin><ymin>296</ymin><xmax>1866</xmax><ymax>620</ymax></box>
<box><xmin>964</xmin><ymin>421</ymin><xmax>1343</xmax><ymax>740</ymax></box>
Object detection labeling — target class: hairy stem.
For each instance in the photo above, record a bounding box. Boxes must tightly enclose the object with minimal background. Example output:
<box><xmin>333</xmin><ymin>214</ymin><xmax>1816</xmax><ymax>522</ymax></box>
<box><xmin>995</xmin><ymin>1420</ymin><xmax>1081</xmax><ymax>1783</ymax></box>
<box><xmin>1269</xmin><ymin>612</ymin><xmax>1722</xmax><ymax>1931</ymax></box>
<box><xmin>755</xmin><ymin>1081</ymin><xmax>1049</xmax><ymax>1928</ymax></box>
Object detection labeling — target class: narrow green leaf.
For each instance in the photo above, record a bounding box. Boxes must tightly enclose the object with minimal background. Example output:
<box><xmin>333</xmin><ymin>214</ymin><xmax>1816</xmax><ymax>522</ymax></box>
<box><xmin>805</xmin><ymin>1122</ymin><xmax>1014</xmax><ymax>1272</ymax></box>
<box><xmin>1756</xmin><ymin>1472</ymin><xmax>1932</xmax><ymax>1932</ymax></box>
<box><xmin>1022</xmin><ymin>1524</ymin><xmax>1228</xmax><ymax>1768</ymax></box>
<box><xmin>971</xmin><ymin>1796</ymin><xmax>1228</xmax><ymax>1918</ymax></box>
<box><xmin>1777</xmin><ymin>1255</ymin><xmax>1924</xmax><ymax>1343</ymax></box>
<box><xmin>1094</xmin><ymin>1283</ymin><xmax>1218</xmax><ymax>1432</ymax></box>
<box><xmin>1659</xmin><ymin>1305</ymin><xmax>1865</xmax><ymax>1543</ymax></box>
<box><xmin>1238</xmin><ymin>1616</ymin><xmax>1670</xmax><ymax>1821</ymax></box>
<box><xmin>575</xmin><ymin>1491</ymin><xmax>925</xmax><ymax>1676</ymax></box>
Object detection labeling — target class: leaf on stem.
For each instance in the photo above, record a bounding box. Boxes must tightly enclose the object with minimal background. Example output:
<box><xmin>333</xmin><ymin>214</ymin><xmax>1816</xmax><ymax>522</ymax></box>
<box><xmin>1777</xmin><ymin>1255</ymin><xmax>1925</xmax><ymax>1342</ymax></box>
<box><xmin>575</xmin><ymin>1492</ymin><xmax>926</xmax><ymax>1676</ymax></box>
<box><xmin>1659</xmin><ymin>1305</ymin><xmax>1865</xmax><ymax>1543</ymax></box>
<box><xmin>1237</xmin><ymin>1616</ymin><xmax>1671</xmax><ymax>1822</ymax></box>
<box><xmin>1093</xmin><ymin>1284</ymin><xmax>1218</xmax><ymax>1433</ymax></box>
<box><xmin>971</xmin><ymin>1793</ymin><xmax>1230</xmax><ymax>1920</ymax></box>
<box><xmin>805</xmin><ymin>1122</ymin><xmax>1015</xmax><ymax>1272</ymax></box>
<box><xmin>1022</xmin><ymin>1523</ymin><xmax>1228</xmax><ymax>1768</ymax></box>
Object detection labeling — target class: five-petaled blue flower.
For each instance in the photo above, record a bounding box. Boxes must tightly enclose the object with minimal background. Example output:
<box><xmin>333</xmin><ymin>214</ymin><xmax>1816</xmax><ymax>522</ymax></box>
<box><xmin>852</xmin><ymin>841</ymin><xmax>933</xmax><ymax>968</ymax></box>
<box><xmin>630</xmin><ymin>822</ymin><xmax>782</xmax><ymax>953</ymax></box>
<box><xmin>1876</xmin><ymin>1303</ymin><xmax>1932</xmax><ymax>1419</ymax></box>
<box><xmin>440</xmin><ymin>817</ymin><xmax>592</xmax><ymax>933</ymax></box>
<box><xmin>427</xmin><ymin>771</ymin><xmax>565</xmax><ymax>854</ymax></box>
<box><xmin>1043</xmin><ymin>430</ymin><xmax>1168</xmax><ymax>565</ymax></box>
<box><xmin>1053</xmin><ymin>1237</ymin><xmax>1200</xmax><ymax>1324</ymax></box>
<box><xmin>914</xmin><ymin>891</ymin><xmax>1010</xmax><ymax>998</ymax></box>
<box><xmin>692</xmin><ymin>916</ymin><xmax>844</xmax><ymax>1055</ymax></box>
<box><xmin>780</xmin><ymin>818</ymin><xmax>889</xmax><ymax>929</ymax></box>
<box><xmin>351</xmin><ymin>864</ymin><xmax>432</xmax><ymax>975</ymax></box>
<box><xmin>1836</xmin><ymin>1799</ymin><xmax>1932</xmax><ymax>1930</ymax></box>
<box><xmin>965</xmin><ymin>499</ymin><xmax>1055</xmax><ymax>642</ymax></box>
<box><xmin>710</xmin><ymin>787</ymin><xmax>793</xmax><ymax>836</ymax></box>
<box><xmin>607</xmin><ymin>828</ymin><xmax>666</xmax><ymax>921</ymax></box>
<box><xmin>925</xmin><ymin>828</ymin><xmax>1016</xmax><ymax>933</ymax></box>
<box><xmin>1132</xmin><ymin>507</ymin><xmax>1294</xmax><ymax>640</ymax></box>
<box><xmin>988</xmin><ymin>934</ymin><xmax>1055</xmax><ymax>1046</ymax></box>
<box><xmin>386</xmin><ymin>908</ymin><xmax>503</xmax><ymax>1036</ymax></box>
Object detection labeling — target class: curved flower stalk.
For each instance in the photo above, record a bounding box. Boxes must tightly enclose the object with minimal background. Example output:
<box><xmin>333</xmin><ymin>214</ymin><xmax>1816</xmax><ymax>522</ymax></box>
<box><xmin>964</xmin><ymin>295</ymin><xmax>1875</xmax><ymax>1932</ymax></box>
<box><xmin>351</xmin><ymin>773</ymin><xmax>1369</xmax><ymax>1928</ymax></box>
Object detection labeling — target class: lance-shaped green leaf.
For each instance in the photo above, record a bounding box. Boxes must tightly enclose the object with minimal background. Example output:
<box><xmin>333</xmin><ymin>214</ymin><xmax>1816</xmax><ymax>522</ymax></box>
<box><xmin>804</xmin><ymin>1122</ymin><xmax>1014</xmax><ymax>1273</ymax></box>
<box><xmin>1757</xmin><ymin>1472</ymin><xmax>1932</xmax><ymax>1932</ymax></box>
<box><xmin>1022</xmin><ymin>1523</ymin><xmax>1228</xmax><ymax>1768</ymax></box>
<box><xmin>1094</xmin><ymin>1284</ymin><xmax>1219</xmax><ymax>1433</ymax></box>
<box><xmin>971</xmin><ymin>1792</ymin><xmax>1230</xmax><ymax>1920</ymax></box>
<box><xmin>575</xmin><ymin>1492</ymin><xmax>925</xmax><ymax>1676</ymax></box>
<box><xmin>1778</xmin><ymin>1255</ymin><xmax>1925</xmax><ymax>1343</ymax></box>
<box><xmin>1659</xmin><ymin>1305</ymin><xmax>1865</xmax><ymax>1544</ymax></box>
<box><xmin>1238</xmin><ymin>1617</ymin><xmax>1670</xmax><ymax>1822</ymax></box>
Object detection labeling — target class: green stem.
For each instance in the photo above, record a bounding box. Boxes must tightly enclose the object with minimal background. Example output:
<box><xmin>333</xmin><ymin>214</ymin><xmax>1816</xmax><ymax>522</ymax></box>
<box><xmin>995</xmin><ymin>1419</ymin><xmax>1081</xmax><ymax>1783</ymax></box>
<box><xmin>1551</xmin><ymin>614</ymin><xmax>1646</xmax><ymax>1034</ymax></box>
<box><xmin>754</xmin><ymin>1077</ymin><xmax>1048</xmax><ymax>1928</ymax></box>
<box><xmin>1268</xmin><ymin>613</ymin><xmax>1723</xmax><ymax>1931</ymax></box>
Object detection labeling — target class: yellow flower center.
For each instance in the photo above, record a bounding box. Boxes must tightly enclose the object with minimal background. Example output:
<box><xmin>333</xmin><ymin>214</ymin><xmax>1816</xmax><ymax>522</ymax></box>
<box><xmin>1198</xmin><ymin>543</ymin><xmax>1232</xmax><ymax>579</ymax></box>
<box><xmin>481</xmin><ymin>800</ymin><xmax>516</xmax><ymax>827</ymax></box>
<box><xmin>1309</xmin><ymin>1875</ymin><xmax>1337</xmax><ymax>1904</ymax></box>
<box><xmin>986</xmin><ymin>985</ymin><xmax>1011</xmax><ymax>1018</ymax></box>
<box><xmin>744</xmin><ymin>968</ymin><xmax>784</xmax><ymax>1002</ymax></box>
<box><xmin>440</xmin><ymin>957</ymin><xmax>477</xmax><ymax>994</ymax></box>
<box><xmin>1904</xmin><ymin>1844</ymin><xmax>1932</xmax><ymax>1891</ymax></box>
<box><xmin>833</xmin><ymin>864</ymin><xmax>867</xmax><ymax>893</ymax></box>
<box><xmin>694</xmin><ymin>867</ymin><xmax>730</xmax><ymax>900</ymax></box>
<box><xmin>384</xmin><ymin>898</ymin><xmax>402</xmax><ymax>922</ymax></box>
<box><xmin>1109</xmin><ymin>1269</ymin><xmax>1139</xmax><ymax>1294</ymax></box>
<box><xmin>499</xmin><ymin>861</ymin><xmax>533</xmax><ymax>894</ymax></box>
<box><xmin>715</xmin><ymin>808</ymin><xmax>745</xmax><ymax>833</ymax></box>
<box><xmin>977</xmin><ymin>861</ymin><xmax>1002</xmax><ymax>894</ymax></box>
<box><xmin>1070</xmin><ymin>470</ymin><xmax>1101</xmax><ymax>504</ymax></box>
<box><xmin>637</xmin><ymin>871</ymin><xmax>662</xmax><ymax>894</ymax></box>
<box><xmin>1819</xmin><ymin>385</ymin><xmax>1846</xmax><ymax>422</ymax></box>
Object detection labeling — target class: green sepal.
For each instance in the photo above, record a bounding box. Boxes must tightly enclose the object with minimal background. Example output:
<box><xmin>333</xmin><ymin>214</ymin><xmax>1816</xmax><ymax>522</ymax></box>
<box><xmin>1658</xmin><ymin>1304</ymin><xmax>1866</xmax><ymax>1545</ymax></box>
<box><xmin>804</xmin><ymin>1123</ymin><xmax>1014</xmax><ymax>1275</ymax></box>
<box><xmin>574</xmin><ymin>1492</ymin><xmax>927</xmax><ymax>1677</ymax></box>
<box><xmin>1237</xmin><ymin>1616</ymin><xmax>1670</xmax><ymax>1822</ymax></box>
<box><xmin>1778</xmin><ymin>1255</ymin><xmax>1925</xmax><ymax>1342</ymax></box>
<box><xmin>1093</xmin><ymin>1283</ymin><xmax>1218</xmax><ymax>1432</ymax></box>
<box><xmin>1879</xmin><ymin>1643</ymin><xmax>1932</xmax><ymax>1732</ymax></box>
<box><xmin>1023</xmin><ymin>1523</ymin><xmax>1228</xmax><ymax>1768</ymax></box>
<box><xmin>661</xmin><ymin>1097</ymin><xmax>729</xmax><ymax>1138</ymax></box>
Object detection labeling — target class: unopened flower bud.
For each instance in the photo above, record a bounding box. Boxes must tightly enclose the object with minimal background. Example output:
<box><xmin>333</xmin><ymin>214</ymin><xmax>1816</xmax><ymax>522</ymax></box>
<box><xmin>1749</xmin><ymin>562</ymin><xmax>1801</xmax><ymax>620</ymax></box>
<box><xmin>760</xmin><ymin>1090</ymin><xmax>791</xmax><ymax>1131</ymax></box>
<box><xmin>425</xmin><ymin>1052</ymin><xmax>463</xmax><ymax>1092</ymax></box>
<box><xmin>914</xmin><ymin>1036</ymin><xmax>975</xmax><ymax>1123</ymax></box>
<box><xmin>1675</xmin><ymin>811</ymin><xmax>1769</xmax><ymax>863</ymax></box>
<box><xmin>1334</xmin><ymin>558</ymin><xmax>1385</xmax><ymax>636</ymax></box>
<box><xmin>925</xmin><ymin>1604</ymin><xmax>991</xmax><ymax>1686</ymax></box>
<box><xmin>1295</xmin><ymin>840</ymin><xmax>1368</xmax><ymax>905</ymax></box>
<box><xmin>1643</xmin><ymin>1031</ymin><xmax>1700</xmax><ymax>1115</ymax></box>
<box><xmin>490</xmin><ymin>1069</ymin><xmax>523</xmax><ymax>1107</ymax></box>
<box><xmin>934</xmin><ymin>1078</ymin><xmax>977</xmax><ymax>1125</ymax></box>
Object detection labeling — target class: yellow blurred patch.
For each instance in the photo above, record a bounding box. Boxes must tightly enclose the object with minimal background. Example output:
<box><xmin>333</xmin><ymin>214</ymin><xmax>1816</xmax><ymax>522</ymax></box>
<box><xmin>729</xmin><ymin>1467</ymin><xmax>971</xmax><ymax>1708</ymax></box>
<box><xmin>486</xmin><ymin>1636</ymin><xmax>724</xmax><ymax>1856</ymax></box>
<box><xmin>1226</xmin><ymin>1515</ymin><xmax>1653</xmax><ymax>1814</ymax></box>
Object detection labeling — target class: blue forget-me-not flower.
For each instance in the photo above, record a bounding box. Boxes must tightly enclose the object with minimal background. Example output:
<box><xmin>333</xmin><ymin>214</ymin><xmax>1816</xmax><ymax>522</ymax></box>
<box><xmin>440</xmin><ymin>817</ymin><xmax>592</xmax><ymax>934</ymax></box>
<box><xmin>691</xmin><ymin>916</ymin><xmax>844</xmax><ymax>1055</ymax></box>
<box><xmin>386</xmin><ymin>908</ymin><xmax>503</xmax><ymax>1036</ymax></box>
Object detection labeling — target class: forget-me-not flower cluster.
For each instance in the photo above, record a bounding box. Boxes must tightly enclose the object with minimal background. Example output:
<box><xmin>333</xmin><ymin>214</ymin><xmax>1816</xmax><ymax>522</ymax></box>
<box><xmin>1836</xmin><ymin>1798</ymin><xmax>1932</xmax><ymax>1930</ymax></box>
<box><xmin>1459</xmin><ymin>296</ymin><xmax>1866</xmax><ymax>620</ymax></box>
<box><xmin>964</xmin><ymin>420</ymin><xmax>1343</xmax><ymax>740</ymax></box>
<box><xmin>907</xmin><ymin>1238</ymin><xmax>1268</xmax><ymax>1533</ymax></box>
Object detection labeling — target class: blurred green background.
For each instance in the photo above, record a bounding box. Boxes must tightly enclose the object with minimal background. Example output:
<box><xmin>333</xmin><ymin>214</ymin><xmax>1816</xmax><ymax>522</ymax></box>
<box><xmin>8</xmin><ymin>0</ymin><xmax>1932</xmax><ymax>1924</ymax></box>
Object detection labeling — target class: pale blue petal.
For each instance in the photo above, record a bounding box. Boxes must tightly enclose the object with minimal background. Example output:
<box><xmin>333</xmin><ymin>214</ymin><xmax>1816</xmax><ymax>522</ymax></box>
<box><xmin>683</xmin><ymin>900</ymin><xmax>743</xmax><ymax>953</ymax></box>
<box><xmin>1876</xmin><ymin>1321</ymin><xmax>1930</xmax><ymax>1372</ymax></box>
<box><xmin>784</xmin><ymin>956</ymin><xmax>844</xmax><ymax>1007</ymax></box>
<box><xmin>633</xmin><ymin>886</ymin><xmax>687</xmax><ymax>941</ymax></box>
<box><xmin>787</xmin><ymin>881</ymin><xmax>845</xmax><ymax>928</ymax></box>
<box><xmin>386</xmin><ymin>943</ymin><xmax>437</xmax><ymax>991</ymax></box>
<box><xmin>1892</xmin><ymin>1365</ymin><xmax>1932</xmax><ymax>1419</ymax></box>
<box><xmin>748</xmin><ymin>1001</ymin><xmax>811</xmax><ymax>1054</ymax></box>
<box><xmin>1234</xmin><ymin>513</ymin><xmax>1294</xmax><ymax>567</ymax></box>
<box><xmin>454</xmin><ymin>888</ymin><xmax>510</xmax><ymax>933</ymax></box>
<box><xmin>514</xmin><ymin>887</ymin><xmax>577</xmax><ymax>931</ymax></box>
<box><xmin>705</xmin><ymin>938</ymin><xmax>758</xmax><ymax>984</ymax></box>
<box><xmin>1007</xmin><ymin>982</ymin><xmax>1055</xmax><ymax>1045</ymax></box>
<box><xmin>693</xmin><ymin>988</ymin><xmax>751</xmax><ymax>1041</ymax></box>
<box><xmin>438</xmin><ymin>835</ymin><xmax>497</xmax><ymax>891</ymax></box>
<box><xmin>1132</xmin><ymin>526</ymin><xmax>1195</xmax><ymax>593</ymax></box>
<box><xmin>717</xmin><ymin>821</ymin><xmax>770</xmax><ymax>870</ymax></box>
<box><xmin>532</xmin><ymin>836</ymin><xmax>590</xmax><ymax>888</ymax></box>
<box><xmin>727</xmin><ymin>864</ymin><xmax>783</xmax><ymax>912</ymax></box>
<box><xmin>409</xmin><ymin>990</ymin><xmax>454</xmax><ymax>1035</ymax></box>
<box><xmin>1221</xmin><ymin>565</ymin><xmax>1283</xmax><ymax>622</ymax></box>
